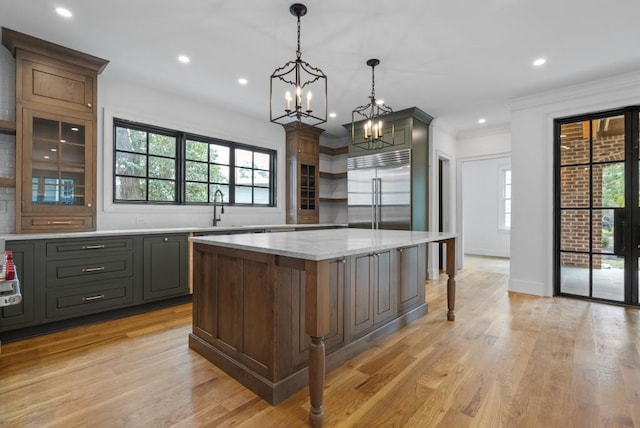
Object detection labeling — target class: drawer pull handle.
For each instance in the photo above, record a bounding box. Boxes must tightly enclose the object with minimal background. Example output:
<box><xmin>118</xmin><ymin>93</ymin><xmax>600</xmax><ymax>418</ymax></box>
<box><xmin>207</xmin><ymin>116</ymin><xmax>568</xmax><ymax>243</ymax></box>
<box><xmin>83</xmin><ymin>294</ymin><xmax>105</xmax><ymax>302</ymax></box>
<box><xmin>48</xmin><ymin>221</ymin><xmax>72</xmax><ymax>225</ymax></box>
<box><xmin>82</xmin><ymin>267</ymin><xmax>105</xmax><ymax>273</ymax></box>
<box><xmin>82</xmin><ymin>245</ymin><xmax>105</xmax><ymax>250</ymax></box>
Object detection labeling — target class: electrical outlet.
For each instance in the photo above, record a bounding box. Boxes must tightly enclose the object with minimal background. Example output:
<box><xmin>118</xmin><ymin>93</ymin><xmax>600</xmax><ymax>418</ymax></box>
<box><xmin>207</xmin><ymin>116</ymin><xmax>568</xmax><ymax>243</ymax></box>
<box><xmin>135</xmin><ymin>217</ymin><xmax>145</xmax><ymax>224</ymax></box>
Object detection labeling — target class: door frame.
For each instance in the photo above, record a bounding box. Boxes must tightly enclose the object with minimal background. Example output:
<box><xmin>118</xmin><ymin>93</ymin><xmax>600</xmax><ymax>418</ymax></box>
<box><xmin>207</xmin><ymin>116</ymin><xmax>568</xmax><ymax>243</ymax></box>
<box><xmin>553</xmin><ymin>106</ymin><xmax>640</xmax><ymax>306</ymax></box>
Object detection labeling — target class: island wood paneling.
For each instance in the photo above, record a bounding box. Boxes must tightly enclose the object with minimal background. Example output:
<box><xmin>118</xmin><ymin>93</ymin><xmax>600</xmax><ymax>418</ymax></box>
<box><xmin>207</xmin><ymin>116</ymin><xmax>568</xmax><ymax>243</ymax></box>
<box><xmin>189</xmin><ymin>242</ymin><xmax>427</xmax><ymax>405</ymax></box>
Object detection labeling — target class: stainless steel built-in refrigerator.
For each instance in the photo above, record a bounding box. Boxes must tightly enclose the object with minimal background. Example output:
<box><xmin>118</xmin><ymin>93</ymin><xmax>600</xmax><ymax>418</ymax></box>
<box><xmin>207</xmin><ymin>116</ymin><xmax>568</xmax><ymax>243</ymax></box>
<box><xmin>347</xmin><ymin>148</ymin><xmax>411</xmax><ymax>230</ymax></box>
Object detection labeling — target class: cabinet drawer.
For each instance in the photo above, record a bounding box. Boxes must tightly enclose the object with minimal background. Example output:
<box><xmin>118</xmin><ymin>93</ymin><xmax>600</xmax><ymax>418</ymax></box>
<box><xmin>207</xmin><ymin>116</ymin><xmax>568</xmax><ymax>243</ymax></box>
<box><xmin>46</xmin><ymin>253</ymin><xmax>134</xmax><ymax>287</ymax></box>
<box><xmin>46</xmin><ymin>237</ymin><xmax>133</xmax><ymax>257</ymax></box>
<box><xmin>22</xmin><ymin>216</ymin><xmax>93</xmax><ymax>232</ymax></box>
<box><xmin>21</xmin><ymin>56</ymin><xmax>95</xmax><ymax>116</ymax></box>
<box><xmin>45</xmin><ymin>279</ymin><xmax>134</xmax><ymax>320</ymax></box>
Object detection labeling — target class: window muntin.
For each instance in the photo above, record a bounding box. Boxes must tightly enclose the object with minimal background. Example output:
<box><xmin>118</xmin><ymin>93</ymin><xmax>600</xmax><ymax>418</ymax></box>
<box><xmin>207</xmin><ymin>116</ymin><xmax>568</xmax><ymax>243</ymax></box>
<box><xmin>185</xmin><ymin>139</ymin><xmax>231</xmax><ymax>203</ymax></box>
<box><xmin>114</xmin><ymin>123</ymin><xmax>177</xmax><ymax>202</ymax></box>
<box><xmin>113</xmin><ymin>119</ymin><xmax>275</xmax><ymax>206</ymax></box>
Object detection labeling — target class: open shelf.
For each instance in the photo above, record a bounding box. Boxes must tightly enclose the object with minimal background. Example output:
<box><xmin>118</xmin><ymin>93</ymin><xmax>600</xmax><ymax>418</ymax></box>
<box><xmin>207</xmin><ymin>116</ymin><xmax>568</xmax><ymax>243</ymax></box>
<box><xmin>319</xmin><ymin>145</ymin><xmax>348</xmax><ymax>155</ymax></box>
<box><xmin>319</xmin><ymin>171</ymin><xmax>347</xmax><ymax>179</ymax></box>
<box><xmin>320</xmin><ymin>197</ymin><xmax>347</xmax><ymax>203</ymax></box>
<box><xmin>0</xmin><ymin>177</ymin><xmax>16</xmax><ymax>188</ymax></box>
<box><xmin>0</xmin><ymin>119</ymin><xmax>16</xmax><ymax>136</ymax></box>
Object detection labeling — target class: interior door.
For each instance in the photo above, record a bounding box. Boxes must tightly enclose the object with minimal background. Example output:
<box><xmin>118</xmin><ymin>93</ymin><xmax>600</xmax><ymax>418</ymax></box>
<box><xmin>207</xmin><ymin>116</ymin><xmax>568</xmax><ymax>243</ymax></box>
<box><xmin>555</xmin><ymin>108</ymin><xmax>639</xmax><ymax>306</ymax></box>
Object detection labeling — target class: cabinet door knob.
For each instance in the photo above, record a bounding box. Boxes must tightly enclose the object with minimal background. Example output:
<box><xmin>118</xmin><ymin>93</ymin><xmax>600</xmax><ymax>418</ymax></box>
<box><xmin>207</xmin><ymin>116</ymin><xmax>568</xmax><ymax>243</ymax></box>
<box><xmin>87</xmin><ymin>103</ymin><xmax>92</xmax><ymax>108</ymax></box>
<box><xmin>163</xmin><ymin>238</ymin><xmax>169</xmax><ymax>242</ymax></box>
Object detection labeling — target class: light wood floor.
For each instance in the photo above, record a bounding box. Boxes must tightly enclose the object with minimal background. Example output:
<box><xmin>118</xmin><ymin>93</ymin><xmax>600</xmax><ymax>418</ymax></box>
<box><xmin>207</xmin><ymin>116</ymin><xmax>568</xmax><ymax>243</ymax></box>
<box><xmin>2</xmin><ymin>265</ymin><xmax>639</xmax><ymax>427</ymax></box>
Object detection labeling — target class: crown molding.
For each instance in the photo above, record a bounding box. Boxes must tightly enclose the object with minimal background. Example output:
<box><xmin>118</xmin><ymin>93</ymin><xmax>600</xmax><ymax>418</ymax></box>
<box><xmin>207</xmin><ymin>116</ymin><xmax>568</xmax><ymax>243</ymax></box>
<box><xmin>507</xmin><ymin>70</ymin><xmax>640</xmax><ymax>112</ymax></box>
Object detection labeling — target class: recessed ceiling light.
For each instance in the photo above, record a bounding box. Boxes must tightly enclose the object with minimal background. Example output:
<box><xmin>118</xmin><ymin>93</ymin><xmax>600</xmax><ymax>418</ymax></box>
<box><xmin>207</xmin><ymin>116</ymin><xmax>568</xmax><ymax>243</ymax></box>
<box><xmin>533</xmin><ymin>58</ymin><xmax>547</xmax><ymax>67</ymax></box>
<box><xmin>478</xmin><ymin>118</ymin><xmax>487</xmax><ymax>124</ymax></box>
<box><xmin>178</xmin><ymin>55</ymin><xmax>190</xmax><ymax>64</ymax></box>
<box><xmin>56</xmin><ymin>7</ymin><xmax>72</xmax><ymax>18</ymax></box>
<box><xmin>329</xmin><ymin>112</ymin><xmax>337</xmax><ymax>118</ymax></box>
<box><xmin>238</xmin><ymin>78</ymin><xmax>248</xmax><ymax>85</ymax></box>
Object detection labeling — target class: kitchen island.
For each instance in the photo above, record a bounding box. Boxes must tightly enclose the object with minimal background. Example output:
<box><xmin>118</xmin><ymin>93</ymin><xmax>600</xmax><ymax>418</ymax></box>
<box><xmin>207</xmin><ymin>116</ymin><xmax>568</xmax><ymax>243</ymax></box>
<box><xmin>189</xmin><ymin>228</ymin><xmax>457</xmax><ymax>427</ymax></box>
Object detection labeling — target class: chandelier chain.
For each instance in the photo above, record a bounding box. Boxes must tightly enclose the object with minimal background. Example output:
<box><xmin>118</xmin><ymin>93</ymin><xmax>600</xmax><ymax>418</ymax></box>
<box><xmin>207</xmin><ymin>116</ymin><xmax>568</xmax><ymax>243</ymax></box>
<box><xmin>296</xmin><ymin>15</ymin><xmax>302</xmax><ymax>60</ymax></box>
<box><xmin>370</xmin><ymin>64</ymin><xmax>376</xmax><ymax>101</ymax></box>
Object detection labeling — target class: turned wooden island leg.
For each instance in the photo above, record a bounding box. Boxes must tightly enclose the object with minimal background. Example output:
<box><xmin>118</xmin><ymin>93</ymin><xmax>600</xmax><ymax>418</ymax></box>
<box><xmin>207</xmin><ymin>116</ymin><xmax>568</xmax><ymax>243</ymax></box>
<box><xmin>445</xmin><ymin>238</ymin><xmax>457</xmax><ymax>321</ymax></box>
<box><xmin>308</xmin><ymin>336</ymin><xmax>326</xmax><ymax>426</ymax></box>
<box><xmin>305</xmin><ymin>260</ymin><xmax>330</xmax><ymax>427</ymax></box>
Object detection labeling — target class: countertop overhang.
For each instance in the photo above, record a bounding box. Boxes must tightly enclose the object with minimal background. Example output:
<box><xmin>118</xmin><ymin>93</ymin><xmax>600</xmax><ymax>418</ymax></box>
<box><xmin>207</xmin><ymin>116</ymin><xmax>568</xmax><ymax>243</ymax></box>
<box><xmin>190</xmin><ymin>228</ymin><xmax>457</xmax><ymax>261</ymax></box>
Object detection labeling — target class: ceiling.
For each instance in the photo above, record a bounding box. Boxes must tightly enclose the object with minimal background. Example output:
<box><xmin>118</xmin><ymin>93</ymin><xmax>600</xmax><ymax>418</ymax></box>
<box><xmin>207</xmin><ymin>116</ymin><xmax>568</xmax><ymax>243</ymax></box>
<box><xmin>2</xmin><ymin>0</ymin><xmax>640</xmax><ymax>137</ymax></box>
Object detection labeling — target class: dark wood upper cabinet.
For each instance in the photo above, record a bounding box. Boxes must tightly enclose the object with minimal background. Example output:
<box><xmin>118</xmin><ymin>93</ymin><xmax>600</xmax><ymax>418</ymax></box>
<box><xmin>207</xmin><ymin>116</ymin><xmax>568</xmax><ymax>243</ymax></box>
<box><xmin>2</xmin><ymin>27</ymin><xmax>108</xmax><ymax>233</ymax></box>
<box><xmin>284</xmin><ymin>123</ymin><xmax>324</xmax><ymax>224</ymax></box>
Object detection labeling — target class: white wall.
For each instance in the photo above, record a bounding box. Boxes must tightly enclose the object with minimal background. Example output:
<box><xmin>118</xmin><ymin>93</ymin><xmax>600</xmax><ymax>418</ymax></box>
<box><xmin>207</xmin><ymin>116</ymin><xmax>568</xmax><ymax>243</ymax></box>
<box><xmin>508</xmin><ymin>70</ymin><xmax>640</xmax><ymax>296</ymax></box>
<box><xmin>461</xmin><ymin>156</ymin><xmax>511</xmax><ymax>257</ymax></box>
<box><xmin>455</xmin><ymin>127</ymin><xmax>512</xmax><ymax>261</ymax></box>
<box><xmin>428</xmin><ymin>118</ymin><xmax>457</xmax><ymax>278</ymax></box>
<box><xmin>0</xmin><ymin>47</ymin><xmax>16</xmax><ymax>234</ymax></box>
<box><xmin>98</xmin><ymin>70</ymin><xmax>287</xmax><ymax>230</ymax></box>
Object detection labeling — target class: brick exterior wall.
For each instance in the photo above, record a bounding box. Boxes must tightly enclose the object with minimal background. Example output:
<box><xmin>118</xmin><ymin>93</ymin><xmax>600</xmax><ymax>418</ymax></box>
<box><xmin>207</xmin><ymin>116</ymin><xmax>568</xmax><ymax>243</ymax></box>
<box><xmin>560</xmin><ymin>119</ymin><xmax>625</xmax><ymax>268</ymax></box>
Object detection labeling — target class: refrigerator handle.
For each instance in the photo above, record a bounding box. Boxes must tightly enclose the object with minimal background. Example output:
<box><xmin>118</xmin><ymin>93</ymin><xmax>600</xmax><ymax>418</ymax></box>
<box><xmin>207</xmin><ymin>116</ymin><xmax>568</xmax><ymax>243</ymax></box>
<box><xmin>371</xmin><ymin>178</ymin><xmax>377</xmax><ymax>229</ymax></box>
<box><xmin>377</xmin><ymin>178</ymin><xmax>382</xmax><ymax>228</ymax></box>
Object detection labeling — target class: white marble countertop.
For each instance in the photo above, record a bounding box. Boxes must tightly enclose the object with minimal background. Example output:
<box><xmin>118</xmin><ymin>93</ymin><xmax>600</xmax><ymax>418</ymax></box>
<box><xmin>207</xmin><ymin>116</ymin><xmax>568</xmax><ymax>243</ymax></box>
<box><xmin>1</xmin><ymin>224</ymin><xmax>346</xmax><ymax>241</ymax></box>
<box><xmin>191</xmin><ymin>228</ymin><xmax>457</xmax><ymax>261</ymax></box>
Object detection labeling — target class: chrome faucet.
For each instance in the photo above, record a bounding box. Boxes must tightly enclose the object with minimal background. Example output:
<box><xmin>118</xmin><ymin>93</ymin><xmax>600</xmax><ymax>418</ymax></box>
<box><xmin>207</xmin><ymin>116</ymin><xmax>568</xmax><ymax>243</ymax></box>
<box><xmin>213</xmin><ymin>189</ymin><xmax>224</xmax><ymax>226</ymax></box>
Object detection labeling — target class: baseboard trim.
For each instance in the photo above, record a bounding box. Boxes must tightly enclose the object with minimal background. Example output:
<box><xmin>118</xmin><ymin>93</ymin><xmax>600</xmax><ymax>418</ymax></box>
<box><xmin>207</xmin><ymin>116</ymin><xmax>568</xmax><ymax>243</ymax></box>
<box><xmin>508</xmin><ymin>278</ymin><xmax>550</xmax><ymax>296</ymax></box>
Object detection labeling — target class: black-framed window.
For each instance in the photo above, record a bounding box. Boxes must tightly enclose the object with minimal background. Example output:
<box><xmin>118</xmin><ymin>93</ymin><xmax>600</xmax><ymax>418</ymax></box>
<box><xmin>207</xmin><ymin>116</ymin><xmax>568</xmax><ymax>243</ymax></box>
<box><xmin>113</xmin><ymin>118</ymin><xmax>276</xmax><ymax>206</ymax></box>
<box><xmin>114</xmin><ymin>121</ymin><xmax>178</xmax><ymax>202</ymax></box>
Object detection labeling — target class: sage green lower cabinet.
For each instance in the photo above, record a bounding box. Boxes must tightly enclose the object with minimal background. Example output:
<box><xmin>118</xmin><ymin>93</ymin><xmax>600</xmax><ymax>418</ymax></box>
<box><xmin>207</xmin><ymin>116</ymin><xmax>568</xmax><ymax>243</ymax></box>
<box><xmin>1</xmin><ymin>242</ymin><xmax>37</xmax><ymax>330</ymax></box>
<box><xmin>142</xmin><ymin>235</ymin><xmax>188</xmax><ymax>301</ymax></box>
<box><xmin>1</xmin><ymin>233</ymin><xmax>190</xmax><ymax>337</ymax></box>
<box><xmin>45</xmin><ymin>279</ymin><xmax>134</xmax><ymax>319</ymax></box>
<box><xmin>44</xmin><ymin>236</ymin><xmax>136</xmax><ymax>321</ymax></box>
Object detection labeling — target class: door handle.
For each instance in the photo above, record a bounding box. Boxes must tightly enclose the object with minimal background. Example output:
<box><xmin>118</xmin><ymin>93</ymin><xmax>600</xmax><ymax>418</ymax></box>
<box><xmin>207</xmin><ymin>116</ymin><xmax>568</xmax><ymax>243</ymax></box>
<box><xmin>371</xmin><ymin>178</ymin><xmax>376</xmax><ymax>228</ymax></box>
<box><xmin>377</xmin><ymin>178</ymin><xmax>382</xmax><ymax>226</ymax></box>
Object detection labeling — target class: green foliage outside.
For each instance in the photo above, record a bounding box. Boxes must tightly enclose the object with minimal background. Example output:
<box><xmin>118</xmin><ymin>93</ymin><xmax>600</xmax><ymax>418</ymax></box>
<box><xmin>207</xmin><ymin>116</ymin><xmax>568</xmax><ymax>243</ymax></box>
<box><xmin>115</xmin><ymin>129</ymin><xmax>270</xmax><ymax>204</ymax></box>
<box><xmin>600</xmin><ymin>163</ymin><xmax>623</xmax><ymax>253</ymax></box>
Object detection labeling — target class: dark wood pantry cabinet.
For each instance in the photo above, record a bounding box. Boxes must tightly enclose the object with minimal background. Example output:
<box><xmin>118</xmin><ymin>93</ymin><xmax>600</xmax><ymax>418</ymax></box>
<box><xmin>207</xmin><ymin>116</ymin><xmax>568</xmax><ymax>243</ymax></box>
<box><xmin>284</xmin><ymin>123</ymin><xmax>323</xmax><ymax>224</ymax></box>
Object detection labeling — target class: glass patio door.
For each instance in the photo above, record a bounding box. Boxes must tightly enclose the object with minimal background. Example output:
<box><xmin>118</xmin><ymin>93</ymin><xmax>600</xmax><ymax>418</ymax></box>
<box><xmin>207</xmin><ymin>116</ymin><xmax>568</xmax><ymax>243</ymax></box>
<box><xmin>555</xmin><ymin>108</ymin><xmax>639</xmax><ymax>306</ymax></box>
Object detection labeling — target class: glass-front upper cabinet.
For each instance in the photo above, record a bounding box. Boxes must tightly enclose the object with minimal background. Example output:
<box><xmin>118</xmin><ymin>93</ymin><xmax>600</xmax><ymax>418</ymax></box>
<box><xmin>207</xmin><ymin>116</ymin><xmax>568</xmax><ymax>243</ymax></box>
<box><xmin>22</xmin><ymin>110</ymin><xmax>94</xmax><ymax>217</ymax></box>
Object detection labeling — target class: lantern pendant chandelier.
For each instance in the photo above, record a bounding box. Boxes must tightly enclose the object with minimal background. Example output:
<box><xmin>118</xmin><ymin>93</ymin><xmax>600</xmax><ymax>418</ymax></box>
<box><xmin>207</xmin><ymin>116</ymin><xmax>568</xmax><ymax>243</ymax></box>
<box><xmin>351</xmin><ymin>58</ymin><xmax>395</xmax><ymax>150</ymax></box>
<box><xmin>270</xmin><ymin>3</ymin><xmax>327</xmax><ymax>127</ymax></box>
